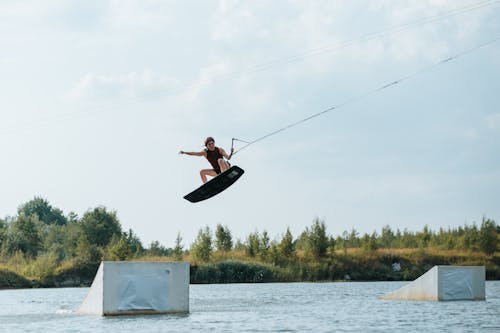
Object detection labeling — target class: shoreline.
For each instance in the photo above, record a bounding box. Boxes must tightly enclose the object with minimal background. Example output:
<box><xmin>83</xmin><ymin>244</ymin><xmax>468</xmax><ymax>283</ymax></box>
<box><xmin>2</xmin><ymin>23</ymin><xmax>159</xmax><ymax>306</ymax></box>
<box><xmin>2</xmin><ymin>250</ymin><xmax>499</xmax><ymax>289</ymax></box>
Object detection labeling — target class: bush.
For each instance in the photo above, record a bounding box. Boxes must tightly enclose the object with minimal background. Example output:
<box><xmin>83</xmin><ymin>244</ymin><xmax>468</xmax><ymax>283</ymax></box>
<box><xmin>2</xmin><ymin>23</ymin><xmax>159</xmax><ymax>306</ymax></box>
<box><xmin>0</xmin><ymin>268</ymin><xmax>32</xmax><ymax>289</ymax></box>
<box><xmin>52</xmin><ymin>260</ymin><xmax>100</xmax><ymax>287</ymax></box>
<box><xmin>191</xmin><ymin>260</ymin><xmax>291</xmax><ymax>283</ymax></box>
<box><xmin>21</xmin><ymin>253</ymin><xmax>59</xmax><ymax>286</ymax></box>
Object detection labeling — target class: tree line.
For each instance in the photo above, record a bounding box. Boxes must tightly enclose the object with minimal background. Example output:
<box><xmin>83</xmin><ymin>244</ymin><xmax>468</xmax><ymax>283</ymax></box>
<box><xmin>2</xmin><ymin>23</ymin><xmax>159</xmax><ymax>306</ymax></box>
<box><xmin>0</xmin><ymin>197</ymin><xmax>498</xmax><ymax>284</ymax></box>
<box><xmin>188</xmin><ymin>216</ymin><xmax>499</xmax><ymax>264</ymax></box>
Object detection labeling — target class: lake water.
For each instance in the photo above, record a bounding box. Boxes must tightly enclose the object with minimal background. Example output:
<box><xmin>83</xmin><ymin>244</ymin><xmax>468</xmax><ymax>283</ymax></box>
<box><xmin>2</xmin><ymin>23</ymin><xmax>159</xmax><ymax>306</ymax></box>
<box><xmin>1</xmin><ymin>281</ymin><xmax>499</xmax><ymax>332</ymax></box>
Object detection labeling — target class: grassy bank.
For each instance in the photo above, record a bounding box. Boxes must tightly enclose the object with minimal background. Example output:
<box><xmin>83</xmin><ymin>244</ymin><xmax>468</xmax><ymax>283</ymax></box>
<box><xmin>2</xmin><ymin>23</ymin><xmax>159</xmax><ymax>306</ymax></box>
<box><xmin>2</xmin><ymin>199</ymin><xmax>498</xmax><ymax>288</ymax></box>
<box><xmin>0</xmin><ymin>268</ymin><xmax>32</xmax><ymax>289</ymax></box>
<box><xmin>1</xmin><ymin>248</ymin><xmax>498</xmax><ymax>288</ymax></box>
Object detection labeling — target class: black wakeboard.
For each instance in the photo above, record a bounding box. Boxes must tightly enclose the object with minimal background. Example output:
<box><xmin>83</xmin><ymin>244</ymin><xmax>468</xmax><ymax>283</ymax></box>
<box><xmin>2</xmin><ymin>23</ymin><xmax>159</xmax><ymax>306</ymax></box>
<box><xmin>183</xmin><ymin>165</ymin><xmax>245</xmax><ymax>203</ymax></box>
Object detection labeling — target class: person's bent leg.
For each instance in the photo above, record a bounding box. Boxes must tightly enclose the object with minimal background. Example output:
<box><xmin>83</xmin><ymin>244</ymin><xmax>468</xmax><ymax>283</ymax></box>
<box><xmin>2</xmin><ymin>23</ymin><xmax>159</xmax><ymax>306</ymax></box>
<box><xmin>200</xmin><ymin>169</ymin><xmax>217</xmax><ymax>183</ymax></box>
<box><xmin>218</xmin><ymin>158</ymin><xmax>229</xmax><ymax>173</ymax></box>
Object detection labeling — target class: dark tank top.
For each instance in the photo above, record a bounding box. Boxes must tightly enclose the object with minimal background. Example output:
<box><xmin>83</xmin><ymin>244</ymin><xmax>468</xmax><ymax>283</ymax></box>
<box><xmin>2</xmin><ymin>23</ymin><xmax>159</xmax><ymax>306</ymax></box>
<box><xmin>205</xmin><ymin>147</ymin><xmax>223</xmax><ymax>170</ymax></box>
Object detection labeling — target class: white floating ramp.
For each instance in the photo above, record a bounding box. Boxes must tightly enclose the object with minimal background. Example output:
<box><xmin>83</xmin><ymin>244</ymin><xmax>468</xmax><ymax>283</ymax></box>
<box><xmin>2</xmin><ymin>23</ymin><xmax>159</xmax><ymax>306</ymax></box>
<box><xmin>381</xmin><ymin>265</ymin><xmax>485</xmax><ymax>301</ymax></box>
<box><xmin>77</xmin><ymin>261</ymin><xmax>189</xmax><ymax>316</ymax></box>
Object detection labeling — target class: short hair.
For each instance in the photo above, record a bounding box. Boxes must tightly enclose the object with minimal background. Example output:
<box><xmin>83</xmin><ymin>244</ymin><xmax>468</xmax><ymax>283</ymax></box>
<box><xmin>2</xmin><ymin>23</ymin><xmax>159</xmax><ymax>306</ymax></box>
<box><xmin>204</xmin><ymin>136</ymin><xmax>214</xmax><ymax>146</ymax></box>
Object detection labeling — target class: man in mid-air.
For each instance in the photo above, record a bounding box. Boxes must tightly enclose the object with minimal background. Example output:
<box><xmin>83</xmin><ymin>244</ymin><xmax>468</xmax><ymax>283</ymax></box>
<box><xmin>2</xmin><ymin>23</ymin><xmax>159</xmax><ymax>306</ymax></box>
<box><xmin>179</xmin><ymin>137</ymin><xmax>234</xmax><ymax>183</ymax></box>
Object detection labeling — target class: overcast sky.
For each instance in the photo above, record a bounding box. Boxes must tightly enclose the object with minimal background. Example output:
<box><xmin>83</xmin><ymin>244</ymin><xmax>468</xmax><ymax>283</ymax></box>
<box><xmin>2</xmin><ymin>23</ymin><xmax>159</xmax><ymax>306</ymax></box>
<box><xmin>1</xmin><ymin>0</ymin><xmax>499</xmax><ymax>247</ymax></box>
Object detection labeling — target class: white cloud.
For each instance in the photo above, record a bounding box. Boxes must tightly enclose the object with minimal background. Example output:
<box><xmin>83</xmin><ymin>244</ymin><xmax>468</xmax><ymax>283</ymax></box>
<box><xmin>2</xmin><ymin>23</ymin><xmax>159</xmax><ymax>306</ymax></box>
<box><xmin>179</xmin><ymin>61</ymin><xmax>232</xmax><ymax>103</ymax></box>
<box><xmin>206</xmin><ymin>0</ymin><xmax>497</xmax><ymax>86</ymax></box>
<box><xmin>67</xmin><ymin>70</ymin><xmax>177</xmax><ymax>101</ymax></box>
<box><xmin>174</xmin><ymin>58</ymin><xmax>278</xmax><ymax>127</ymax></box>
<box><xmin>211</xmin><ymin>1</ymin><xmax>263</xmax><ymax>41</ymax></box>
<box><xmin>486</xmin><ymin>113</ymin><xmax>500</xmax><ymax>130</ymax></box>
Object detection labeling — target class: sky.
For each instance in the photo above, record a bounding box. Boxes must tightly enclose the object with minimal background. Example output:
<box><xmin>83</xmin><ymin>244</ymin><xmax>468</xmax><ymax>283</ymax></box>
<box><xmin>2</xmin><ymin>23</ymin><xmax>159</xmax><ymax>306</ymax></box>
<box><xmin>1</xmin><ymin>0</ymin><xmax>499</xmax><ymax>248</ymax></box>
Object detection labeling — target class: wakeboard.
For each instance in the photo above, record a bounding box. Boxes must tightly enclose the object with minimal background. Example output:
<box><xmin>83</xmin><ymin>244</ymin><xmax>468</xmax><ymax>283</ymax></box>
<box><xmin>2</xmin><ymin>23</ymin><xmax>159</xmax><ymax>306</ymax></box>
<box><xmin>183</xmin><ymin>165</ymin><xmax>245</xmax><ymax>203</ymax></box>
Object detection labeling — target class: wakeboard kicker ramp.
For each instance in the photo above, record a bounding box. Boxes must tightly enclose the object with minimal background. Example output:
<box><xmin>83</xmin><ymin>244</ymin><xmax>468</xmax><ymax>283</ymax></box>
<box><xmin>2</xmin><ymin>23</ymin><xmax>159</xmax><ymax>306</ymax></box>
<box><xmin>76</xmin><ymin>261</ymin><xmax>189</xmax><ymax>315</ymax></box>
<box><xmin>381</xmin><ymin>265</ymin><xmax>485</xmax><ymax>301</ymax></box>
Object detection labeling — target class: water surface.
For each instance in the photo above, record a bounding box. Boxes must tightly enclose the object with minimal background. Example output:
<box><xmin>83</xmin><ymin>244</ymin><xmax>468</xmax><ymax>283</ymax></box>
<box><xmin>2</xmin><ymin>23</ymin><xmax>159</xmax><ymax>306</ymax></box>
<box><xmin>1</xmin><ymin>281</ymin><xmax>499</xmax><ymax>332</ymax></box>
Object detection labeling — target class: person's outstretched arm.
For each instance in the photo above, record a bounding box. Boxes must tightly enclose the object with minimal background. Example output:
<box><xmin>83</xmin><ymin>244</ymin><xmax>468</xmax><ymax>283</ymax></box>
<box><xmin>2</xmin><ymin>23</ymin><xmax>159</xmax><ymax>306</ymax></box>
<box><xmin>179</xmin><ymin>150</ymin><xmax>206</xmax><ymax>157</ymax></box>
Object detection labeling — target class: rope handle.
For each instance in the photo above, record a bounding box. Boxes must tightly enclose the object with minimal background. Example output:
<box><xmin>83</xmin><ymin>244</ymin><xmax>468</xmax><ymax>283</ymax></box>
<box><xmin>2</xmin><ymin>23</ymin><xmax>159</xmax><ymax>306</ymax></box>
<box><xmin>231</xmin><ymin>138</ymin><xmax>252</xmax><ymax>156</ymax></box>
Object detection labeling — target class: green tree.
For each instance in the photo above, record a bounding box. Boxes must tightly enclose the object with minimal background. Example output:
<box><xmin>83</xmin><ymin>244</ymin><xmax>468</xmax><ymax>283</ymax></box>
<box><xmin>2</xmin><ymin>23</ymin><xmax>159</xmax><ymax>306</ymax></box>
<box><xmin>75</xmin><ymin>233</ymin><xmax>102</xmax><ymax>263</ymax></box>
<box><xmin>305</xmin><ymin>218</ymin><xmax>329</xmax><ymax>258</ymax></box>
<box><xmin>442</xmin><ymin>232</ymin><xmax>455</xmax><ymax>250</ymax></box>
<box><xmin>335</xmin><ymin>235</ymin><xmax>346</xmax><ymax>252</ymax></box>
<box><xmin>327</xmin><ymin>235</ymin><xmax>336</xmax><ymax>256</ymax></box>
<box><xmin>173</xmin><ymin>232</ymin><xmax>184</xmax><ymax>260</ymax></box>
<box><xmin>105</xmin><ymin>235</ymin><xmax>131</xmax><ymax>261</ymax></box>
<box><xmin>393</xmin><ymin>229</ymin><xmax>403</xmax><ymax>248</ymax></box>
<box><xmin>279</xmin><ymin>227</ymin><xmax>295</xmax><ymax>259</ymax></box>
<box><xmin>246</xmin><ymin>232</ymin><xmax>261</xmax><ymax>257</ymax></box>
<box><xmin>61</xmin><ymin>222</ymin><xmax>83</xmax><ymax>259</ymax></box>
<box><xmin>191</xmin><ymin>226</ymin><xmax>213</xmax><ymax>262</ymax></box>
<box><xmin>380</xmin><ymin>225</ymin><xmax>395</xmax><ymax>248</ymax></box>
<box><xmin>148</xmin><ymin>241</ymin><xmax>172</xmax><ymax>257</ymax></box>
<box><xmin>295</xmin><ymin>230</ymin><xmax>308</xmax><ymax>252</ymax></box>
<box><xmin>233</xmin><ymin>238</ymin><xmax>246</xmax><ymax>251</ymax></box>
<box><xmin>124</xmin><ymin>229</ymin><xmax>144</xmax><ymax>257</ymax></box>
<box><xmin>215</xmin><ymin>224</ymin><xmax>233</xmax><ymax>251</ymax></box>
<box><xmin>347</xmin><ymin>228</ymin><xmax>360</xmax><ymax>248</ymax></box>
<box><xmin>3</xmin><ymin>215</ymin><xmax>42</xmax><ymax>257</ymax></box>
<box><xmin>67</xmin><ymin>212</ymin><xmax>79</xmax><ymax>224</ymax></box>
<box><xmin>80</xmin><ymin>207</ymin><xmax>122</xmax><ymax>247</ymax></box>
<box><xmin>361</xmin><ymin>232</ymin><xmax>378</xmax><ymax>252</ymax></box>
<box><xmin>479</xmin><ymin>218</ymin><xmax>498</xmax><ymax>255</ymax></box>
<box><xmin>401</xmin><ymin>229</ymin><xmax>418</xmax><ymax>248</ymax></box>
<box><xmin>259</xmin><ymin>231</ymin><xmax>271</xmax><ymax>260</ymax></box>
<box><xmin>269</xmin><ymin>242</ymin><xmax>281</xmax><ymax>266</ymax></box>
<box><xmin>42</xmin><ymin>224</ymin><xmax>67</xmax><ymax>260</ymax></box>
<box><xmin>0</xmin><ymin>218</ymin><xmax>7</xmax><ymax>249</ymax></box>
<box><xmin>460</xmin><ymin>224</ymin><xmax>479</xmax><ymax>251</ymax></box>
<box><xmin>2</xmin><ymin>231</ymin><xmax>23</xmax><ymax>256</ymax></box>
<box><xmin>417</xmin><ymin>225</ymin><xmax>431</xmax><ymax>248</ymax></box>
<box><xmin>17</xmin><ymin>197</ymin><xmax>67</xmax><ymax>226</ymax></box>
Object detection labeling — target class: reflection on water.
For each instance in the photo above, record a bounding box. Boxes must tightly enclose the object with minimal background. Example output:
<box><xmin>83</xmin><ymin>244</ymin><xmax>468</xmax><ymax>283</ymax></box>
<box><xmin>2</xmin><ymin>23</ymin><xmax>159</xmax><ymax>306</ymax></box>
<box><xmin>1</xmin><ymin>281</ymin><xmax>499</xmax><ymax>333</ymax></box>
